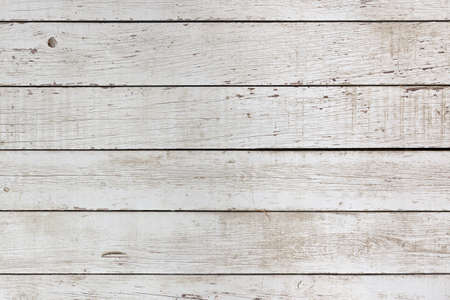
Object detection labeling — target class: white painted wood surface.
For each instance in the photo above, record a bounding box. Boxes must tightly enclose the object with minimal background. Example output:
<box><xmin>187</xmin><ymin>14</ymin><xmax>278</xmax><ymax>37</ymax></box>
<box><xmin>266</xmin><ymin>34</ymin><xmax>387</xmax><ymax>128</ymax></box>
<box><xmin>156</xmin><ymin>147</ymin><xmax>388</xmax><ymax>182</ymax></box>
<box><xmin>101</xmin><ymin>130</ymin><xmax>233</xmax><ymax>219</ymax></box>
<box><xmin>1</xmin><ymin>23</ymin><xmax>448</xmax><ymax>85</ymax></box>
<box><xmin>1</xmin><ymin>0</ymin><xmax>448</xmax><ymax>297</ymax></box>
<box><xmin>1</xmin><ymin>151</ymin><xmax>450</xmax><ymax>211</ymax></box>
<box><xmin>1</xmin><ymin>212</ymin><xmax>448</xmax><ymax>273</ymax></box>
<box><xmin>1</xmin><ymin>0</ymin><xmax>448</xmax><ymax>21</ymax></box>
<box><xmin>1</xmin><ymin>87</ymin><xmax>449</xmax><ymax>148</ymax></box>
<box><xmin>0</xmin><ymin>275</ymin><xmax>448</xmax><ymax>300</ymax></box>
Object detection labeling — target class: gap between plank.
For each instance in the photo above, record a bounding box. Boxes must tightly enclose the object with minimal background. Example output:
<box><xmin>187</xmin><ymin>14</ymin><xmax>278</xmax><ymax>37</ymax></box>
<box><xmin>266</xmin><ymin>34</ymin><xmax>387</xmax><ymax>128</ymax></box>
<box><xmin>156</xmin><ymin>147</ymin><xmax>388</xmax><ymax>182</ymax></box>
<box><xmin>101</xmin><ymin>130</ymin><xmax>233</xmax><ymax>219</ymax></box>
<box><xmin>1</xmin><ymin>210</ymin><xmax>449</xmax><ymax>213</ymax></box>
<box><xmin>0</xmin><ymin>273</ymin><xmax>448</xmax><ymax>276</ymax></box>
<box><xmin>1</xmin><ymin>85</ymin><xmax>449</xmax><ymax>88</ymax></box>
<box><xmin>0</xmin><ymin>148</ymin><xmax>450</xmax><ymax>151</ymax></box>
<box><xmin>1</xmin><ymin>20</ymin><xmax>449</xmax><ymax>23</ymax></box>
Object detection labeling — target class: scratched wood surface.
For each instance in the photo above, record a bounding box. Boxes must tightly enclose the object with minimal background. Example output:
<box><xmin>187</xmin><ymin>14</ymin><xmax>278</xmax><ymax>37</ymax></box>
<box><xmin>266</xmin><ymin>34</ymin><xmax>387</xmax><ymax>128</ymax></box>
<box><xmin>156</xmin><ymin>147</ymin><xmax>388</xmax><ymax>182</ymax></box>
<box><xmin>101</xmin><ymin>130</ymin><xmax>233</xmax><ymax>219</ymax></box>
<box><xmin>1</xmin><ymin>151</ymin><xmax>450</xmax><ymax>211</ymax></box>
<box><xmin>1</xmin><ymin>0</ymin><xmax>448</xmax><ymax>21</ymax></box>
<box><xmin>1</xmin><ymin>23</ymin><xmax>448</xmax><ymax>85</ymax></box>
<box><xmin>0</xmin><ymin>212</ymin><xmax>448</xmax><ymax>273</ymax></box>
<box><xmin>1</xmin><ymin>275</ymin><xmax>448</xmax><ymax>300</ymax></box>
<box><xmin>0</xmin><ymin>87</ymin><xmax>449</xmax><ymax>149</ymax></box>
<box><xmin>1</xmin><ymin>0</ymin><xmax>449</xmax><ymax>298</ymax></box>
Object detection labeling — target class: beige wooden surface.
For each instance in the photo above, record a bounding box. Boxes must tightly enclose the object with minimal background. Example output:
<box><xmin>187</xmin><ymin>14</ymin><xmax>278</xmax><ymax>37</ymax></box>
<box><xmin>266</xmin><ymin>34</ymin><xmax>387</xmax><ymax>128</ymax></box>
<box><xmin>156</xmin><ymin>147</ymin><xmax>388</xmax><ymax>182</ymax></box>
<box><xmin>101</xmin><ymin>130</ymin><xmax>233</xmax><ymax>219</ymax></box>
<box><xmin>0</xmin><ymin>87</ymin><xmax>449</xmax><ymax>149</ymax></box>
<box><xmin>1</xmin><ymin>275</ymin><xmax>448</xmax><ymax>300</ymax></box>
<box><xmin>0</xmin><ymin>212</ymin><xmax>448</xmax><ymax>273</ymax></box>
<box><xmin>1</xmin><ymin>0</ymin><xmax>448</xmax><ymax>21</ymax></box>
<box><xmin>1</xmin><ymin>23</ymin><xmax>448</xmax><ymax>85</ymax></box>
<box><xmin>1</xmin><ymin>151</ymin><xmax>449</xmax><ymax>211</ymax></box>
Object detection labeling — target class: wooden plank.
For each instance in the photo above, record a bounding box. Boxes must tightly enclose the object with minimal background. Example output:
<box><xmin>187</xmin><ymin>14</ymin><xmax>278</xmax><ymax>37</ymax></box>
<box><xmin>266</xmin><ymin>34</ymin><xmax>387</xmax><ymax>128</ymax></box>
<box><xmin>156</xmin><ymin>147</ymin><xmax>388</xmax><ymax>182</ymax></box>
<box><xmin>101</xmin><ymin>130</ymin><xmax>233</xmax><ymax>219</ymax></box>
<box><xmin>0</xmin><ymin>275</ymin><xmax>448</xmax><ymax>299</ymax></box>
<box><xmin>1</xmin><ymin>23</ymin><xmax>448</xmax><ymax>85</ymax></box>
<box><xmin>0</xmin><ymin>212</ymin><xmax>448</xmax><ymax>273</ymax></box>
<box><xmin>1</xmin><ymin>151</ymin><xmax>450</xmax><ymax>211</ymax></box>
<box><xmin>1</xmin><ymin>87</ymin><xmax>449</xmax><ymax>149</ymax></box>
<box><xmin>1</xmin><ymin>0</ymin><xmax>448</xmax><ymax>21</ymax></box>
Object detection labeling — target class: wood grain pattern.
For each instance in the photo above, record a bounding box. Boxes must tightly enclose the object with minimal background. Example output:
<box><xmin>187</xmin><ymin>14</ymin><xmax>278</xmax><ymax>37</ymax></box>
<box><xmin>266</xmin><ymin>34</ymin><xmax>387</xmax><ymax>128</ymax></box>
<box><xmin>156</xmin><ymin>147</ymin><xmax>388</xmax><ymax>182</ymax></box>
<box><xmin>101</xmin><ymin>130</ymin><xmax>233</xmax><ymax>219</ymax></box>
<box><xmin>1</xmin><ymin>151</ymin><xmax>450</xmax><ymax>211</ymax></box>
<box><xmin>1</xmin><ymin>0</ymin><xmax>448</xmax><ymax>21</ymax></box>
<box><xmin>1</xmin><ymin>87</ymin><xmax>449</xmax><ymax>149</ymax></box>
<box><xmin>1</xmin><ymin>23</ymin><xmax>448</xmax><ymax>85</ymax></box>
<box><xmin>0</xmin><ymin>275</ymin><xmax>448</xmax><ymax>299</ymax></box>
<box><xmin>0</xmin><ymin>212</ymin><xmax>448</xmax><ymax>273</ymax></box>
<box><xmin>3</xmin><ymin>0</ymin><xmax>449</xmax><ymax>296</ymax></box>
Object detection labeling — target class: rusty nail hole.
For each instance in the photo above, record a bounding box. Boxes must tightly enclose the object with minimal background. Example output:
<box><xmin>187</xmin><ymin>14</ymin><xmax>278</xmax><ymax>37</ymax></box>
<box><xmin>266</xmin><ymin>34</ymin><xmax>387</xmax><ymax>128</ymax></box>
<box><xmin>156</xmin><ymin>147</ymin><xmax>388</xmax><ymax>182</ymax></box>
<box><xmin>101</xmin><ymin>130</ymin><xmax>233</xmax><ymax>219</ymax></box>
<box><xmin>48</xmin><ymin>37</ymin><xmax>57</xmax><ymax>48</ymax></box>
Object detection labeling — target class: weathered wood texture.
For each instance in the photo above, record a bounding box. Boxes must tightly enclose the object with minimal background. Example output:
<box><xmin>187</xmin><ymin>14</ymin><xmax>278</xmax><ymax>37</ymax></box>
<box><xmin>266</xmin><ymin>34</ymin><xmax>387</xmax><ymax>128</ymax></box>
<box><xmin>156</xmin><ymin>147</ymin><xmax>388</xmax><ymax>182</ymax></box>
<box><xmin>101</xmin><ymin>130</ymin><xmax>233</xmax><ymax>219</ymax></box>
<box><xmin>1</xmin><ymin>151</ymin><xmax>450</xmax><ymax>211</ymax></box>
<box><xmin>1</xmin><ymin>87</ymin><xmax>449</xmax><ymax>149</ymax></box>
<box><xmin>1</xmin><ymin>23</ymin><xmax>448</xmax><ymax>85</ymax></box>
<box><xmin>0</xmin><ymin>275</ymin><xmax>448</xmax><ymax>300</ymax></box>
<box><xmin>1</xmin><ymin>212</ymin><xmax>448</xmax><ymax>273</ymax></box>
<box><xmin>1</xmin><ymin>0</ymin><xmax>448</xmax><ymax>21</ymax></box>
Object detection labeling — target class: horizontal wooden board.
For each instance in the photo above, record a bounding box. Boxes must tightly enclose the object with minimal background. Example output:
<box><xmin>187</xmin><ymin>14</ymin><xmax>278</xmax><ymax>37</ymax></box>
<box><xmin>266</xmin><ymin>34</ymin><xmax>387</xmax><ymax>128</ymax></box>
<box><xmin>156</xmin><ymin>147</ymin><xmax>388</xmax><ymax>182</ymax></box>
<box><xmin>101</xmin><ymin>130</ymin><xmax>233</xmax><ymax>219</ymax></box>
<box><xmin>1</xmin><ymin>87</ymin><xmax>449</xmax><ymax>148</ymax></box>
<box><xmin>1</xmin><ymin>0</ymin><xmax>448</xmax><ymax>21</ymax></box>
<box><xmin>1</xmin><ymin>151</ymin><xmax>450</xmax><ymax>211</ymax></box>
<box><xmin>1</xmin><ymin>23</ymin><xmax>448</xmax><ymax>85</ymax></box>
<box><xmin>0</xmin><ymin>212</ymin><xmax>448</xmax><ymax>273</ymax></box>
<box><xmin>0</xmin><ymin>275</ymin><xmax>448</xmax><ymax>299</ymax></box>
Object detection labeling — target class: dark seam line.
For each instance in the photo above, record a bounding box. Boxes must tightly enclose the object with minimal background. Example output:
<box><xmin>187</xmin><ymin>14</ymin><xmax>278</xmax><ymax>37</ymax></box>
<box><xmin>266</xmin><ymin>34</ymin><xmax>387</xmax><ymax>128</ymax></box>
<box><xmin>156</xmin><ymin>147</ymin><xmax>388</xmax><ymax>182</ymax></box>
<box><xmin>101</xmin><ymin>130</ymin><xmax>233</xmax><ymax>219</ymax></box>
<box><xmin>1</xmin><ymin>20</ymin><xmax>449</xmax><ymax>23</ymax></box>
<box><xmin>1</xmin><ymin>210</ymin><xmax>448</xmax><ymax>213</ymax></box>
<box><xmin>0</xmin><ymin>85</ymin><xmax>449</xmax><ymax>88</ymax></box>
<box><xmin>0</xmin><ymin>148</ymin><xmax>450</xmax><ymax>151</ymax></box>
<box><xmin>0</xmin><ymin>273</ymin><xmax>448</xmax><ymax>276</ymax></box>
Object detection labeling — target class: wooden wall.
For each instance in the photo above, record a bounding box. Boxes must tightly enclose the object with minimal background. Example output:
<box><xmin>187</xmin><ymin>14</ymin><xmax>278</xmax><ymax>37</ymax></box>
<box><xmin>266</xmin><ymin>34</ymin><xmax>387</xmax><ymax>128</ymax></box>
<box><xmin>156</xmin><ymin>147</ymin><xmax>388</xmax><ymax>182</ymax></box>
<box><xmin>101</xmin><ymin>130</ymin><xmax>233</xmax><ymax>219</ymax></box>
<box><xmin>0</xmin><ymin>1</ymin><xmax>449</xmax><ymax>299</ymax></box>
